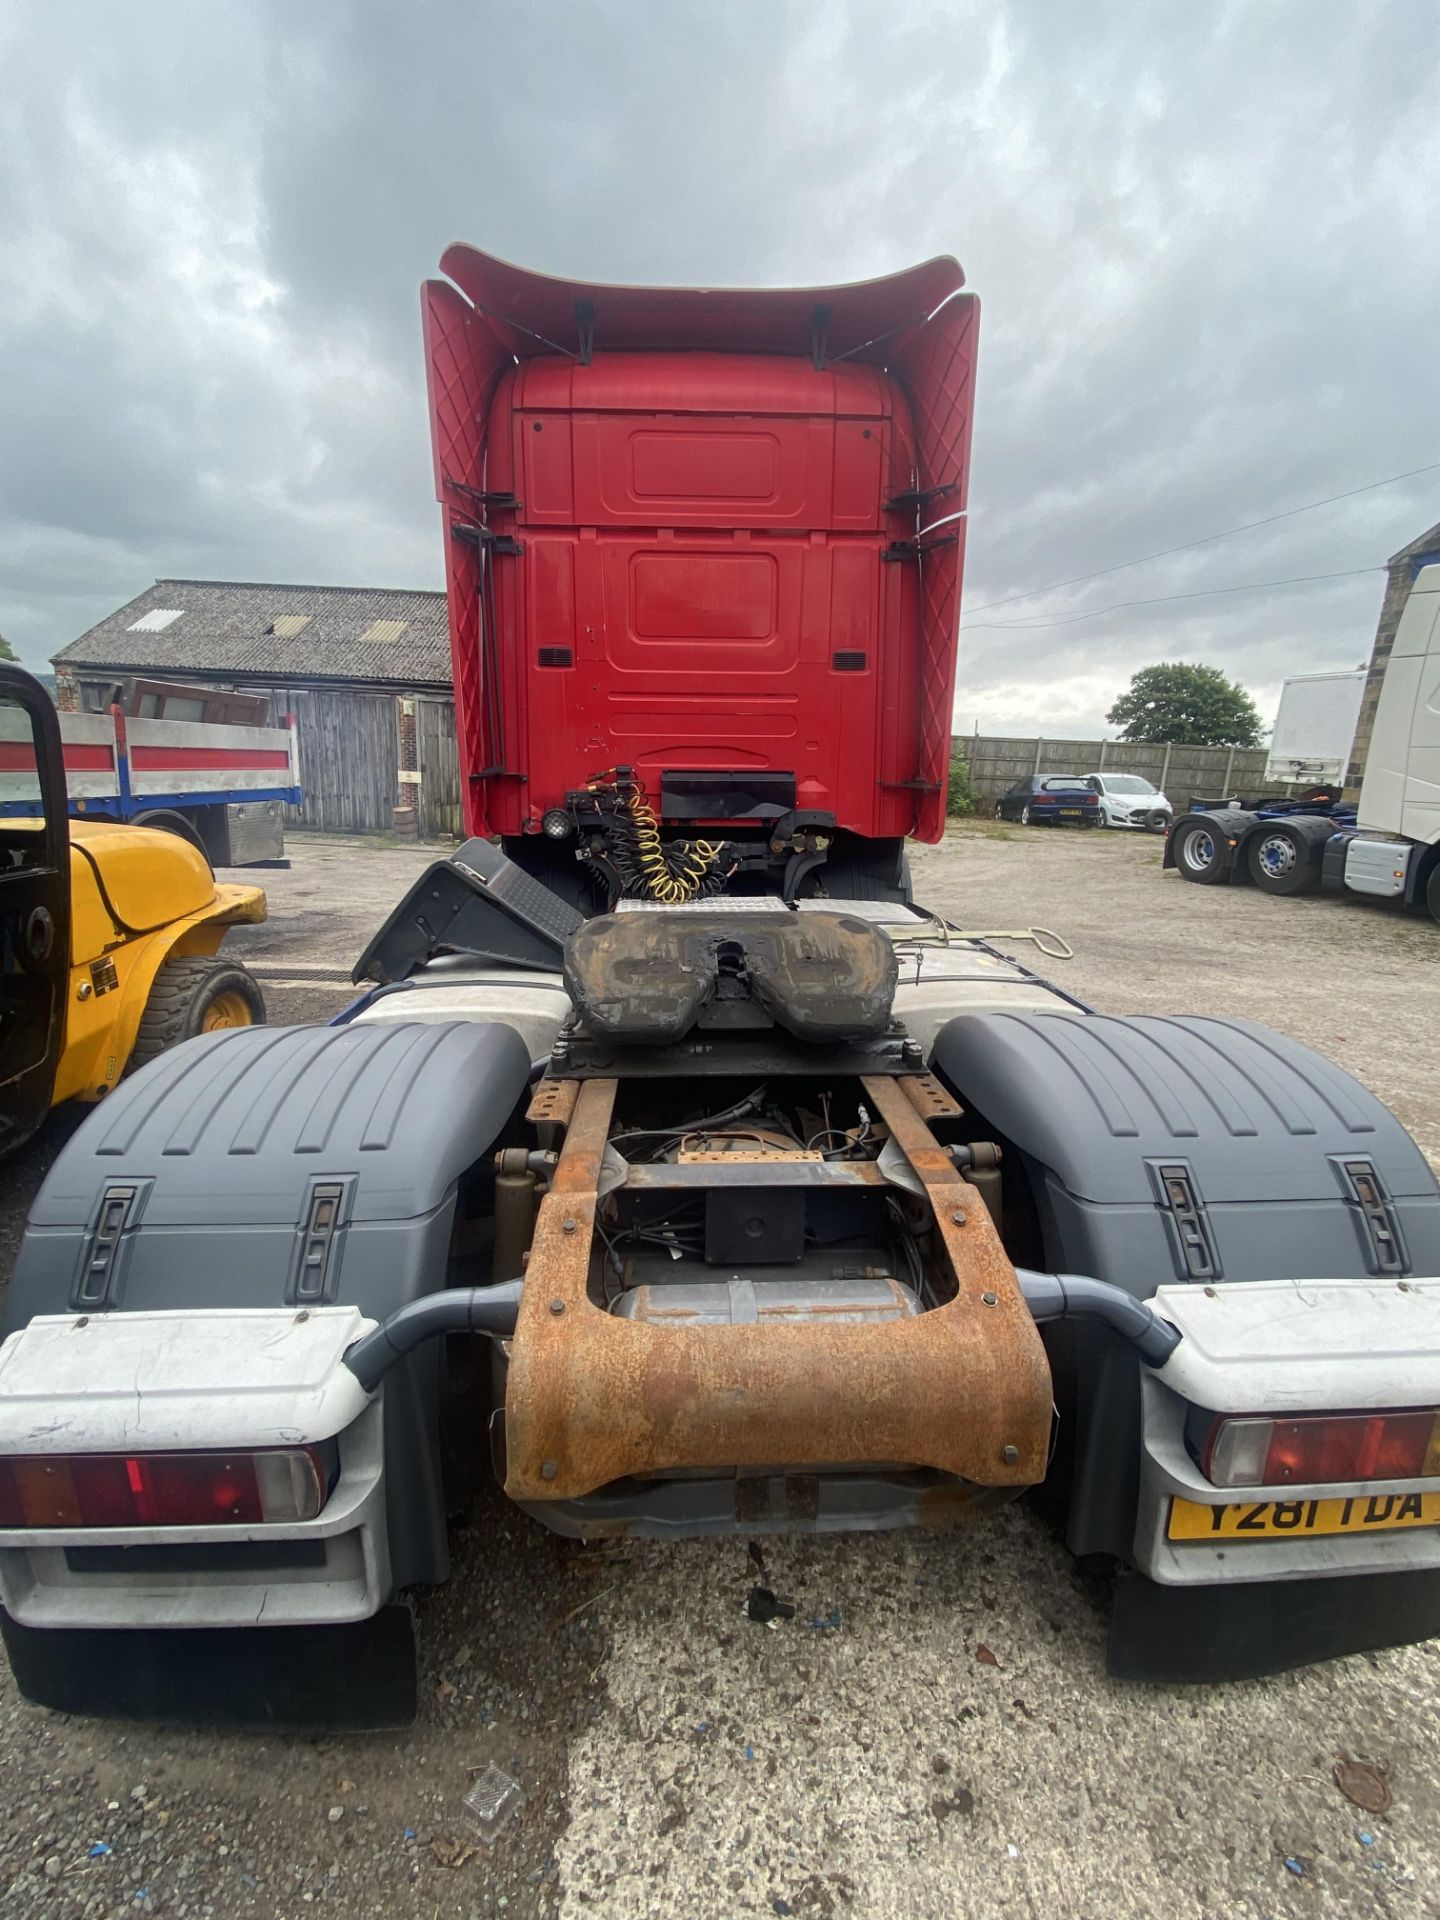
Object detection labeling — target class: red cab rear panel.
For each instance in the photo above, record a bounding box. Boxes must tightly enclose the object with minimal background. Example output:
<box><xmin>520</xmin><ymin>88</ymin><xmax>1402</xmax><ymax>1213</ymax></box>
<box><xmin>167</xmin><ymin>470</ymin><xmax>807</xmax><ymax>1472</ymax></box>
<box><xmin>423</xmin><ymin>250</ymin><xmax>978</xmax><ymax>845</ymax></box>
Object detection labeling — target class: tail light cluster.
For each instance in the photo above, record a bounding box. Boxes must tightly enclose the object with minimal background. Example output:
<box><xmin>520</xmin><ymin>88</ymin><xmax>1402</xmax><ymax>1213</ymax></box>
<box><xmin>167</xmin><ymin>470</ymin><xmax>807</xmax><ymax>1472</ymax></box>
<box><xmin>0</xmin><ymin>1445</ymin><xmax>336</xmax><ymax>1529</ymax></box>
<box><xmin>1201</xmin><ymin>1411</ymin><xmax>1440</xmax><ymax>1489</ymax></box>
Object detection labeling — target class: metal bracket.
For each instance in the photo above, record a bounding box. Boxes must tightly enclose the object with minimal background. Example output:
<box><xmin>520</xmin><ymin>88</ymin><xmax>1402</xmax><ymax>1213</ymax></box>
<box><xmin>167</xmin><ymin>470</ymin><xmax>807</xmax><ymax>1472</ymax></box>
<box><xmin>575</xmin><ymin>298</ymin><xmax>596</xmax><ymax>365</ymax></box>
<box><xmin>883</xmin><ymin>481</ymin><xmax>955</xmax><ymax>514</ymax></box>
<box><xmin>450</xmin><ymin>521</ymin><xmax>524</xmax><ymax>556</ymax></box>
<box><xmin>446</xmin><ymin>481</ymin><xmax>522</xmax><ymax>513</ymax></box>
<box><xmin>882</xmin><ymin>531</ymin><xmax>961</xmax><ymax>561</ymax></box>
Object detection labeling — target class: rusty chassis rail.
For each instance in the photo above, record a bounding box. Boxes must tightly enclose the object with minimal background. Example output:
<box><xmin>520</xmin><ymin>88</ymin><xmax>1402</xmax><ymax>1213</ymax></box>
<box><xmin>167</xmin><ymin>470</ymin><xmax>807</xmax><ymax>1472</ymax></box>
<box><xmin>503</xmin><ymin>1075</ymin><xmax>1053</xmax><ymax>1503</ymax></box>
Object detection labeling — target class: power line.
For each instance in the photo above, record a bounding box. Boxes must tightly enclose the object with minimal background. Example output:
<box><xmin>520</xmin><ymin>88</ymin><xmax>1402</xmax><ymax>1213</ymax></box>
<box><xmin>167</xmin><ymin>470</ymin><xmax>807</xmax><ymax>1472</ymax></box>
<box><xmin>963</xmin><ymin>459</ymin><xmax>1440</xmax><ymax>614</ymax></box>
<box><xmin>965</xmin><ymin>567</ymin><xmax>1382</xmax><ymax>632</ymax></box>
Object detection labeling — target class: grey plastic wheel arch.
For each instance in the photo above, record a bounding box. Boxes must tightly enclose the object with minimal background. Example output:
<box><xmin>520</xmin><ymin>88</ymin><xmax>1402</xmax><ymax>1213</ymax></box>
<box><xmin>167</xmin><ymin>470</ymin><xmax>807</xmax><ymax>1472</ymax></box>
<box><xmin>929</xmin><ymin>1008</ymin><xmax>1440</xmax><ymax>1563</ymax></box>
<box><xmin>4</xmin><ymin>1018</ymin><xmax>533</xmax><ymax>1594</ymax></box>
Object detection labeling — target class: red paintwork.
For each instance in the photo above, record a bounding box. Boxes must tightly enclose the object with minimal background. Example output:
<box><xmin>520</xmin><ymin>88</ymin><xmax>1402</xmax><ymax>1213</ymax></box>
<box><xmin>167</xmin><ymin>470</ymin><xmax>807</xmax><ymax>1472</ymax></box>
<box><xmin>423</xmin><ymin>249</ymin><xmax>979</xmax><ymax>844</ymax></box>
<box><xmin>0</xmin><ymin>743</ymin><xmax>110</xmax><ymax>772</ymax></box>
<box><xmin>129</xmin><ymin>746</ymin><xmax>291</xmax><ymax>772</ymax></box>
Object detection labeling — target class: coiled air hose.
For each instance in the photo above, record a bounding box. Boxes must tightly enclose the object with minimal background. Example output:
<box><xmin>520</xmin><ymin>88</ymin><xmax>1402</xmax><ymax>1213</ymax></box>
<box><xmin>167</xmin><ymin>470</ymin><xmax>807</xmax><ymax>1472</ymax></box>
<box><xmin>625</xmin><ymin>784</ymin><xmax>726</xmax><ymax>903</ymax></box>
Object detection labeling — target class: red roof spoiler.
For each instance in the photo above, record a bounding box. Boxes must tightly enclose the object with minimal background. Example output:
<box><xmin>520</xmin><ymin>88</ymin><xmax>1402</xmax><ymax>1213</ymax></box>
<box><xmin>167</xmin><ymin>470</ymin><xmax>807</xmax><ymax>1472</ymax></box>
<box><xmin>437</xmin><ymin>245</ymin><xmax>966</xmax><ymax>364</ymax></box>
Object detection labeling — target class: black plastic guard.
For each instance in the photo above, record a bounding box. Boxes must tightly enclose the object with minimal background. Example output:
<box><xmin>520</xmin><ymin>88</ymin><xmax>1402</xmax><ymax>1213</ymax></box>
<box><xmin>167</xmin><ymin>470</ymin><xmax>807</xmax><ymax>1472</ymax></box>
<box><xmin>354</xmin><ymin>837</ymin><xmax>581</xmax><ymax>983</ymax></box>
<box><xmin>1109</xmin><ymin>1568</ymin><xmax>1440</xmax><ymax>1684</ymax></box>
<box><xmin>1</xmin><ymin>1602</ymin><xmax>419</xmax><ymax>1729</ymax></box>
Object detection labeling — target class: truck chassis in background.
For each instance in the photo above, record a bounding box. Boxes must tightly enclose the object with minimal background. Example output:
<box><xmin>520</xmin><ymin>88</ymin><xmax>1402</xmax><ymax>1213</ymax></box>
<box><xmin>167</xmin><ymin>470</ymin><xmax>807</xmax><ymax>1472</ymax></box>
<box><xmin>1166</xmin><ymin>566</ymin><xmax>1440</xmax><ymax>922</ymax></box>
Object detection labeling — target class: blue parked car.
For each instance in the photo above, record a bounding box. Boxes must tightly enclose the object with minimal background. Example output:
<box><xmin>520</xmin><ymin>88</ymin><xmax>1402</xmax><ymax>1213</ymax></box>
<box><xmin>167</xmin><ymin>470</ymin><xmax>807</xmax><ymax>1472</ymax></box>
<box><xmin>993</xmin><ymin>775</ymin><xmax>1103</xmax><ymax>828</ymax></box>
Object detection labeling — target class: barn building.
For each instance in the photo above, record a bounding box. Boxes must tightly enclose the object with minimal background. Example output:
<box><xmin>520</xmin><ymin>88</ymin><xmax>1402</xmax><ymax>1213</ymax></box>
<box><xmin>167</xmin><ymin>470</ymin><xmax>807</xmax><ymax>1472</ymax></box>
<box><xmin>52</xmin><ymin>579</ymin><xmax>461</xmax><ymax>838</ymax></box>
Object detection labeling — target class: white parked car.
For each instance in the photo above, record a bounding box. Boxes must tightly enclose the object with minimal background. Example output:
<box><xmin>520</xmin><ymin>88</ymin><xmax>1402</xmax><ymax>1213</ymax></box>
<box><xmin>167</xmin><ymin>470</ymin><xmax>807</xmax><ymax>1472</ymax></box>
<box><xmin>1084</xmin><ymin>773</ymin><xmax>1172</xmax><ymax>830</ymax></box>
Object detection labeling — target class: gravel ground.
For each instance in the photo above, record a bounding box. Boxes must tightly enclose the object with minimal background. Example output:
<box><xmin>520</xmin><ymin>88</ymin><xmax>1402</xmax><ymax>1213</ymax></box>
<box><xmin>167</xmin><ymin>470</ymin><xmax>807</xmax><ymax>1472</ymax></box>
<box><xmin>2</xmin><ymin>824</ymin><xmax>1438</xmax><ymax>1919</ymax></box>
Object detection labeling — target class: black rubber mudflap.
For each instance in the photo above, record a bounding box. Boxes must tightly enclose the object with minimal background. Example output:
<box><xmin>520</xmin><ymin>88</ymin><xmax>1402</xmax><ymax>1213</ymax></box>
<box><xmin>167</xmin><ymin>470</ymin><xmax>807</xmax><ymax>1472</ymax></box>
<box><xmin>1</xmin><ymin>1601</ymin><xmax>419</xmax><ymax>1730</ymax></box>
<box><xmin>1108</xmin><ymin>1568</ymin><xmax>1440</xmax><ymax>1683</ymax></box>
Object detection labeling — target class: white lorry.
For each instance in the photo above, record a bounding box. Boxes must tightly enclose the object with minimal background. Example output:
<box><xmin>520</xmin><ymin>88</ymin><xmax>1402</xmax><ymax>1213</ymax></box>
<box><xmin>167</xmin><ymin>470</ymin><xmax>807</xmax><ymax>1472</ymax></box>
<box><xmin>1167</xmin><ymin>563</ymin><xmax>1440</xmax><ymax>921</ymax></box>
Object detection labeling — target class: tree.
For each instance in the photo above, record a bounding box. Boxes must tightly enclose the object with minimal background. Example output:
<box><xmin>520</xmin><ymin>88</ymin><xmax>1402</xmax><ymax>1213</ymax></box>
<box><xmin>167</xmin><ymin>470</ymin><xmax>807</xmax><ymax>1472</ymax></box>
<box><xmin>0</xmin><ymin>632</ymin><xmax>15</xmax><ymax>664</ymax></box>
<box><xmin>947</xmin><ymin>744</ymin><xmax>980</xmax><ymax>816</ymax></box>
<box><xmin>1106</xmin><ymin>662</ymin><xmax>1262</xmax><ymax>747</ymax></box>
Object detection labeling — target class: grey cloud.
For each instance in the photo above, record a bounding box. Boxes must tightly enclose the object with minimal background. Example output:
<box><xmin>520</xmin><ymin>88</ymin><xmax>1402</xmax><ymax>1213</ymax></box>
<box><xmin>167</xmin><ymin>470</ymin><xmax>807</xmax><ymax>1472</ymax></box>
<box><xmin>0</xmin><ymin>0</ymin><xmax>1435</xmax><ymax>741</ymax></box>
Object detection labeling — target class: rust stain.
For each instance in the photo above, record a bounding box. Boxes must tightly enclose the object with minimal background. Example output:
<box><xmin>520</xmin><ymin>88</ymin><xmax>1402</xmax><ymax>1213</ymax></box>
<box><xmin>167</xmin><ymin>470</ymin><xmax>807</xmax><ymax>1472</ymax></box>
<box><xmin>900</xmin><ymin>1073</ymin><xmax>963</xmax><ymax>1122</ymax></box>
<box><xmin>526</xmin><ymin>1076</ymin><xmax>579</xmax><ymax>1130</ymax></box>
<box><xmin>504</xmin><ymin>1074</ymin><xmax>1054</xmax><ymax>1503</ymax></box>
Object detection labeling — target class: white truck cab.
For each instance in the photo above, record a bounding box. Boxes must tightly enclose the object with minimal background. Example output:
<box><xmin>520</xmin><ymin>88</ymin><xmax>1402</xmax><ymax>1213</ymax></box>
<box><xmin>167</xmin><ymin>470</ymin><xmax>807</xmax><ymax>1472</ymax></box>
<box><xmin>1357</xmin><ymin>562</ymin><xmax>1440</xmax><ymax>847</ymax></box>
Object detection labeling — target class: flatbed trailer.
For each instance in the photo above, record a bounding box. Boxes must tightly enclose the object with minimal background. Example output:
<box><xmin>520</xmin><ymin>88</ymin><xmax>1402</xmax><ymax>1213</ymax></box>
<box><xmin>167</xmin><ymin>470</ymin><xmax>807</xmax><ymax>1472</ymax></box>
<box><xmin>0</xmin><ymin>705</ymin><xmax>302</xmax><ymax>866</ymax></box>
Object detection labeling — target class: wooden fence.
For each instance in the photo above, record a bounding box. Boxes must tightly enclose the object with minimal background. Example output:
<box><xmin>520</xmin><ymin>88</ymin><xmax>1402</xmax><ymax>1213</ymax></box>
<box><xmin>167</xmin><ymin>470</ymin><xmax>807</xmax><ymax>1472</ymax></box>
<box><xmin>954</xmin><ymin>734</ymin><xmax>1269</xmax><ymax>808</ymax></box>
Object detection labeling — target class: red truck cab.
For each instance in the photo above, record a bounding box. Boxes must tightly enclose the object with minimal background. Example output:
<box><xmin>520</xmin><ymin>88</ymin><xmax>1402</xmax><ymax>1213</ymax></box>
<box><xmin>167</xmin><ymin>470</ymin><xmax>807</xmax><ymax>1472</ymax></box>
<box><xmin>423</xmin><ymin>249</ymin><xmax>978</xmax><ymax>903</ymax></box>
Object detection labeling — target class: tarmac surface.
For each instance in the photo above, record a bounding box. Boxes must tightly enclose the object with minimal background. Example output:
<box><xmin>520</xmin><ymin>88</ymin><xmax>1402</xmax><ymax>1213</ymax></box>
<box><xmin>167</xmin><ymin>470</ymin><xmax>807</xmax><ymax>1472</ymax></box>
<box><xmin>2</xmin><ymin>823</ymin><xmax>1438</xmax><ymax>1918</ymax></box>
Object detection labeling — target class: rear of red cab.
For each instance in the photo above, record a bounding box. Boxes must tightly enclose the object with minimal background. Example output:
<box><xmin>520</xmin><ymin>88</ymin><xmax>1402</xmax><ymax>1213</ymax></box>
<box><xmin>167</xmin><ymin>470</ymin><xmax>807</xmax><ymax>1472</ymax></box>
<box><xmin>422</xmin><ymin>247</ymin><xmax>979</xmax><ymax>868</ymax></box>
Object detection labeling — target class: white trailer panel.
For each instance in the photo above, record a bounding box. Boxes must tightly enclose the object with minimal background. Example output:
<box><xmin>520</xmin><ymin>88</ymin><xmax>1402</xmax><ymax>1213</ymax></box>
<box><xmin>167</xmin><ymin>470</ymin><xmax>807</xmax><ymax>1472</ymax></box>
<box><xmin>1264</xmin><ymin>669</ymin><xmax>1366</xmax><ymax>787</ymax></box>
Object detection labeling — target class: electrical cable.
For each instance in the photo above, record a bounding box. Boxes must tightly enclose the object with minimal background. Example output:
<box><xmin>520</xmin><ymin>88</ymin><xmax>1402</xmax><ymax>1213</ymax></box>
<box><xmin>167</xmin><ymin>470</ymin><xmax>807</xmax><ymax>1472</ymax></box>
<box><xmin>963</xmin><ymin>459</ymin><xmax>1440</xmax><ymax>615</ymax></box>
<box><xmin>966</xmin><ymin>566</ymin><xmax>1382</xmax><ymax>631</ymax></box>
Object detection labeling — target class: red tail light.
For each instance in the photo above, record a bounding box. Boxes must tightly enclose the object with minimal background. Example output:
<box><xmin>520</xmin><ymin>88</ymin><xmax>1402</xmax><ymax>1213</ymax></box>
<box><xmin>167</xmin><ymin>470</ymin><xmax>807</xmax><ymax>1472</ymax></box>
<box><xmin>1203</xmin><ymin>1411</ymin><xmax>1440</xmax><ymax>1489</ymax></box>
<box><xmin>0</xmin><ymin>1447</ymin><xmax>334</xmax><ymax>1529</ymax></box>
<box><xmin>1033</xmin><ymin>793</ymin><xmax>1056</xmax><ymax>805</ymax></box>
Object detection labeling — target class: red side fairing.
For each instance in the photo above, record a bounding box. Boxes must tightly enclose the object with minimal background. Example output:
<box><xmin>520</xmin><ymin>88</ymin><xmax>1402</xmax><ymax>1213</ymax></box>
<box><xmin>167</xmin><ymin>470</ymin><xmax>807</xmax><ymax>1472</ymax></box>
<box><xmin>423</xmin><ymin>252</ymin><xmax>978</xmax><ymax>843</ymax></box>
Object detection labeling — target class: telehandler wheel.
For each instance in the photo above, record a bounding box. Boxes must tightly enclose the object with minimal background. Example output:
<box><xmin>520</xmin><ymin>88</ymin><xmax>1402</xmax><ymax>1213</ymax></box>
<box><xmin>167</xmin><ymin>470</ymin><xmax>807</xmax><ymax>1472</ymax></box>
<box><xmin>129</xmin><ymin>956</ymin><xmax>266</xmax><ymax>1071</ymax></box>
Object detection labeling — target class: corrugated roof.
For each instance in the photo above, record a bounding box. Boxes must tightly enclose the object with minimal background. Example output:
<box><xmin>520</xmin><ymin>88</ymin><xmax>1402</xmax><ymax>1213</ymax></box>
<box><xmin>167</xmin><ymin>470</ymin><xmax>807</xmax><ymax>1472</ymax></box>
<box><xmin>54</xmin><ymin>579</ymin><xmax>452</xmax><ymax>688</ymax></box>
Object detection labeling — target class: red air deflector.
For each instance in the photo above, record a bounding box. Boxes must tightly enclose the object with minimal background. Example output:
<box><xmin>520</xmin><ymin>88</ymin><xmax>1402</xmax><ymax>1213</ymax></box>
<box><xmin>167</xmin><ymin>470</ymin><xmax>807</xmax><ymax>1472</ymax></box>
<box><xmin>422</xmin><ymin>249</ymin><xmax>979</xmax><ymax>845</ymax></box>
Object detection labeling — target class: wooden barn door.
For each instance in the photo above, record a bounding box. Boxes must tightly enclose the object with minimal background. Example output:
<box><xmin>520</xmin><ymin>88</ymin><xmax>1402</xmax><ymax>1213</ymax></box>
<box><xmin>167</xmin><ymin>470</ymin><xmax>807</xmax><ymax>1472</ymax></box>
<box><xmin>285</xmin><ymin>688</ymin><xmax>399</xmax><ymax>834</ymax></box>
<box><xmin>415</xmin><ymin>696</ymin><xmax>462</xmax><ymax>840</ymax></box>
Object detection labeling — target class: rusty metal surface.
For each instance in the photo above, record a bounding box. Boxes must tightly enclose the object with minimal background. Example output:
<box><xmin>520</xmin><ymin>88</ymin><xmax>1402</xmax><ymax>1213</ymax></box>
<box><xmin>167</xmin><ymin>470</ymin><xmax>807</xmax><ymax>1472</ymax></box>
<box><xmin>526</xmin><ymin>1076</ymin><xmax>579</xmax><ymax>1129</ymax></box>
<box><xmin>900</xmin><ymin>1071</ymin><xmax>963</xmax><ymax>1123</ymax></box>
<box><xmin>504</xmin><ymin>1074</ymin><xmax>1054</xmax><ymax>1504</ymax></box>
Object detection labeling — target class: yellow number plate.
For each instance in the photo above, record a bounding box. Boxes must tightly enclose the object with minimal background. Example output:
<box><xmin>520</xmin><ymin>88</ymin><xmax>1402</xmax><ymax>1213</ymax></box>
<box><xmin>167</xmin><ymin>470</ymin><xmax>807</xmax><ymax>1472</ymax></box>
<box><xmin>1168</xmin><ymin>1491</ymin><xmax>1440</xmax><ymax>1541</ymax></box>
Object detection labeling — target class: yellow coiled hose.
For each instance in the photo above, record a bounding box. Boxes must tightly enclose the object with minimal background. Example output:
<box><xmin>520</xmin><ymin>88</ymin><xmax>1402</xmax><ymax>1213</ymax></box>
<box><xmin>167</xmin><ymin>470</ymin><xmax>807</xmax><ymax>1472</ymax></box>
<box><xmin>627</xmin><ymin>786</ymin><xmax>725</xmax><ymax>904</ymax></box>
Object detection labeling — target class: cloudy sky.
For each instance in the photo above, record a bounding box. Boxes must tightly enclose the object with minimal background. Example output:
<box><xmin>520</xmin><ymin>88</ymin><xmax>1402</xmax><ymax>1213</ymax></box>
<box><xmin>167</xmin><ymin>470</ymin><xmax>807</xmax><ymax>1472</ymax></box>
<box><xmin>2</xmin><ymin>1</ymin><xmax>1437</xmax><ymax>735</ymax></box>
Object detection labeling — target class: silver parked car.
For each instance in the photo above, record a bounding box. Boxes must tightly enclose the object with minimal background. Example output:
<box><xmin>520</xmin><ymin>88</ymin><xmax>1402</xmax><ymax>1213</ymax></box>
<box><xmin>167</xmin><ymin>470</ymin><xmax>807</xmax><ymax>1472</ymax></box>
<box><xmin>1084</xmin><ymin>772</ymin><xmax>1172</xmax><ymax>831</ymax></box>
